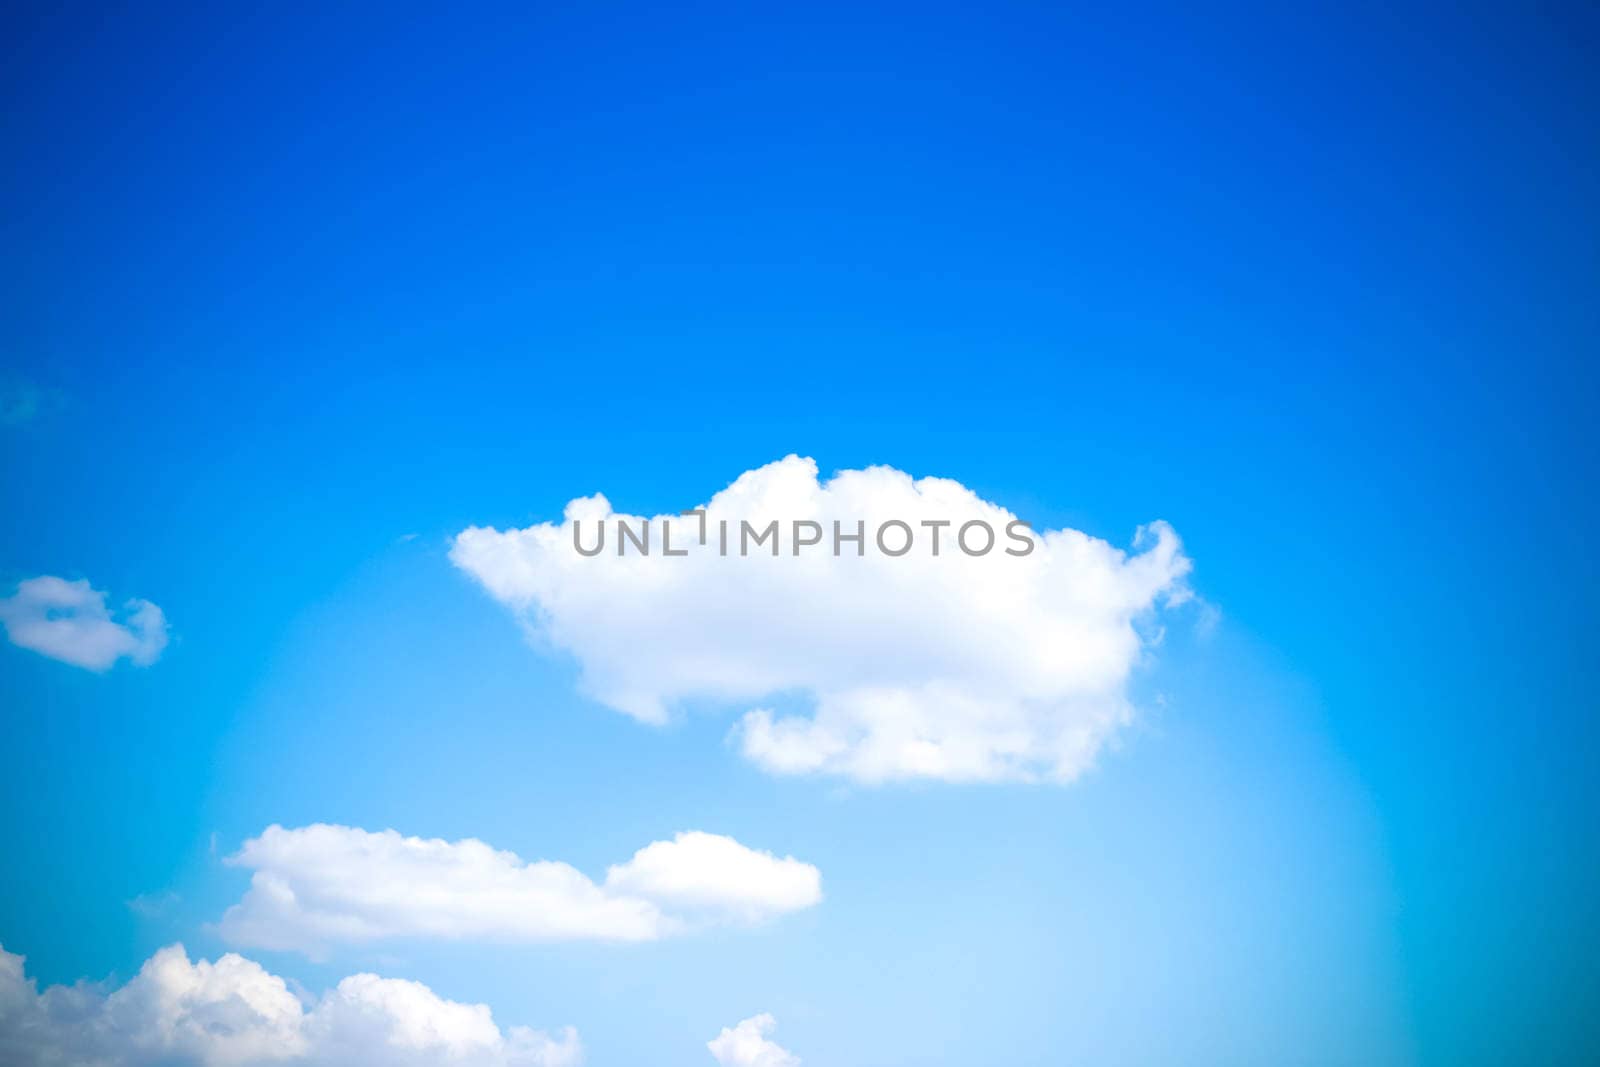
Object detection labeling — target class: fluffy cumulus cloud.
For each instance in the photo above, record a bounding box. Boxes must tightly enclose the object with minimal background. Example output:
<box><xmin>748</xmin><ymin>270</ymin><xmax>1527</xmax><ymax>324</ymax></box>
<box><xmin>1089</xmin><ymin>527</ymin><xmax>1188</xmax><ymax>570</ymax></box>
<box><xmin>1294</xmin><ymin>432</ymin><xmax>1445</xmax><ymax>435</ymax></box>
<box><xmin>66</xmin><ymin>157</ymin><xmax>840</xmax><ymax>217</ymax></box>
<box><xmin>451</xmin><ymin>455</ymin><xmax>1193</xmax><ymax>784</ymax></box>
<box><xmin>218</xmin><ymin>825</ymin><xmax>821</xmax><ymax>957</ymax></box>
<box><xmin>0</xmin><ymin>942</ymin><xmax>580</xmax><ymax>1067</ymax></box>
<box><xmin>707</xmin><ymin>1014</ymin><xmax>799</xmax><ymax>1067</ymax></box>
<box><xmin>0</xmin><ymin>575</ymin><xmax>169</xmax><ymax>671</ymax></box>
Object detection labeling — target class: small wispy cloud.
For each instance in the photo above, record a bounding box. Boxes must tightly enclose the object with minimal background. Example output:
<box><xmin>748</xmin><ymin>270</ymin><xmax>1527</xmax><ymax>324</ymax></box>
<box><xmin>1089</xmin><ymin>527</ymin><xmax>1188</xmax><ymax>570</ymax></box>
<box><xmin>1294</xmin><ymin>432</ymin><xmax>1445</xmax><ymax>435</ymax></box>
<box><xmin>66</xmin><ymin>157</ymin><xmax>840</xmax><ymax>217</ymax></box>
<box><xmin>125</xmin><ymin>890</ymin><xmax>181</xmax><ymax>919</ymax></box>
<box><xmin>0</xmin><ymin>575</ymin><xmax>169</xmax><ymax>671</ymax></box>
<box><xmin>0</xmin><ymin>379</ymin><xmax>63</xmax><ymax>427</ymax></box>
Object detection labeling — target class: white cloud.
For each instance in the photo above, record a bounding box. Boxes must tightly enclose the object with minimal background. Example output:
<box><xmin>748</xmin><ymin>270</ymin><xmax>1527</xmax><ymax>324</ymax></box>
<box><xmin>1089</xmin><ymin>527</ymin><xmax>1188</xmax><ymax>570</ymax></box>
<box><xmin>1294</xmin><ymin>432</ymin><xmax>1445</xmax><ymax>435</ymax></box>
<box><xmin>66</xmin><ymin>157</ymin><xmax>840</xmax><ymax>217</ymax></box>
<box><xmin>218</xmin><ymin>825</ymin><xmax>821</xmax><ymax>958</ymax></box>
<box><xmin>0</xmin><ymin>941</ymin><xmax>580</xmax><ymax>1067</ymax></box>
<box><xmin>707</xmin><ymin>1014</ymin><xmax>799</xmax><ymax>1067</ymax></box>
<box><xmin>451</xmin><ymin>455</ymin><xmax>1192</xmax><ymax>784</ymax></box>
<box><xmin>605</xmin><ymin>831</ymin><xmax>821</xmax><ymax>925</ymax></box>
<box><xmin>0</xmin><ymin>575</ymin><xmax>169</xmax><ymax>671</ymax></box>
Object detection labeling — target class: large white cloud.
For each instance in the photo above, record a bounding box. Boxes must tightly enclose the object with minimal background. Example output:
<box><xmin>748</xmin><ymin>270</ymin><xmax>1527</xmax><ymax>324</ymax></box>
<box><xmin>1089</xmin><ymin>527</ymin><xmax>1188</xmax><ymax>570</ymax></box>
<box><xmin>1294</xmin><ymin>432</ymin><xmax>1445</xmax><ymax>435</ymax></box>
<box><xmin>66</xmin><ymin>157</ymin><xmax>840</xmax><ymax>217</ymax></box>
<box><xmin>218</xmin><ymin>825</ymin><xmax>821</xmax><ymax>957</ymax></box>
<box><xmin>0</xmin><ymin>575</ymin><xmax>169</xmax><ymax>671</ymax></box>
<box><xmin>451</xmin><ymin>455</ymin><xmax>1193</xmax><ymax>784</ymax></box>
<box><xmin>0</xmin><ymin>941</ymin><xmax>580</xmax><ymax>1067</ymax></box>
<box><xmin>707</xmin><ymin>1014</ymin><xmax>799</xmax><ymax>1067</ymax></box>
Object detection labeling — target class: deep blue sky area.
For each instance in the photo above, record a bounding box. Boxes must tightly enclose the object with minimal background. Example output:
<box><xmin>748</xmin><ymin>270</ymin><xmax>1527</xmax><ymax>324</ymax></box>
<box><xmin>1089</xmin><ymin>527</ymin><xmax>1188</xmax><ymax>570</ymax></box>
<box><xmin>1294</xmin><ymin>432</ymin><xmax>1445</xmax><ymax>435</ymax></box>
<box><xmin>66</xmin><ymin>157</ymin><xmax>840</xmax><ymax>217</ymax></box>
<box><xmin>1</xmin><ymin>5</ymin><xmax>1596</xmax><ymax>1066</ymax></box>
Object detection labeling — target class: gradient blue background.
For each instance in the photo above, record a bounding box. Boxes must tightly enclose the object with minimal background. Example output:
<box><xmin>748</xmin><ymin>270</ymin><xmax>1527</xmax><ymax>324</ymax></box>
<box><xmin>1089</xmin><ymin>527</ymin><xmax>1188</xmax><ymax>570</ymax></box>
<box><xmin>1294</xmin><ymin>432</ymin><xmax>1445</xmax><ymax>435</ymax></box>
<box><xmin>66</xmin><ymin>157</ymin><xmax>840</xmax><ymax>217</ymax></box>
<box><xmin>2</xmin><ymin>4</ymin><xmax>1595</xmax><ymax>1064</ymax></box>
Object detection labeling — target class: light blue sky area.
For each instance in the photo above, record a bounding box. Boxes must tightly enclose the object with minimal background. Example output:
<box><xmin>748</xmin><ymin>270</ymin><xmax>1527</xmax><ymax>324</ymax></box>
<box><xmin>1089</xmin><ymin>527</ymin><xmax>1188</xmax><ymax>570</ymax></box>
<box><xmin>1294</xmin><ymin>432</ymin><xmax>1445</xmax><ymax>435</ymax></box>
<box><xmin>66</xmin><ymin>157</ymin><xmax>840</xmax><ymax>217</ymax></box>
<box><xmin>1</xmin><ymin>5</ymin><xmax>1596</xmax><ymax>1065</ymax></box>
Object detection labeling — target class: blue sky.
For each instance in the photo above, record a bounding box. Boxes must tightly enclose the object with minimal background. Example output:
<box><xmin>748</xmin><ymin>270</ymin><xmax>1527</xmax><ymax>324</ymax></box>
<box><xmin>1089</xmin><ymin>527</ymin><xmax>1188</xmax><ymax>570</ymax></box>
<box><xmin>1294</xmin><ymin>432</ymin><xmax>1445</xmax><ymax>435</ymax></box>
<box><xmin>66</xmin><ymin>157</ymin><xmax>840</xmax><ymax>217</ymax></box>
<box><xmin>1</xmin><ymin>4</ymin><xmax>1596</xmax><ymax>1065</ymax></box>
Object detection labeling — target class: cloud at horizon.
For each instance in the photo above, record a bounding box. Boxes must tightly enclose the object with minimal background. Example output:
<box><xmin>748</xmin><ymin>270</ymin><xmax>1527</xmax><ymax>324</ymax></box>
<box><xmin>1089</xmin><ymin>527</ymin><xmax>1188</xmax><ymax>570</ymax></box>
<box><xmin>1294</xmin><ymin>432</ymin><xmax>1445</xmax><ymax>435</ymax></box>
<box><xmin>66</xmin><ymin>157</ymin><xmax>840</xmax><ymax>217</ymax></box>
<box><xmin>707</xmin><ymin>1014</ymin><xmax>799</xmax><ymax>1067</ymax></box>
<box><xmin>0</xmin><ymin>941</ymin><xmax>581</xmax><ymax>1067</ymax></box>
